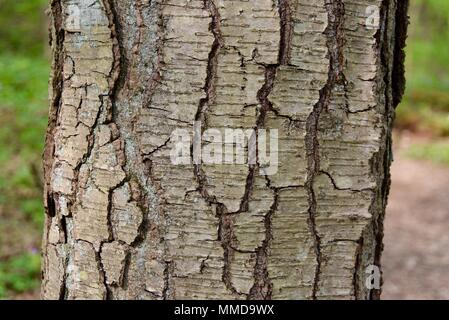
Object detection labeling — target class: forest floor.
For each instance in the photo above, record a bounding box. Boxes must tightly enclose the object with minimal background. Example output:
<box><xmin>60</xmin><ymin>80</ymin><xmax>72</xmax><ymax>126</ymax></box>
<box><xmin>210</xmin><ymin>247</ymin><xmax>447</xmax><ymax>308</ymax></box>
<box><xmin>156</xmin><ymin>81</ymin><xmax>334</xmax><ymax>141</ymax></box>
<box><xmin>382</xmin><ymin>132</ymin><xmax>449</xmax><ymax>299</ymax></box>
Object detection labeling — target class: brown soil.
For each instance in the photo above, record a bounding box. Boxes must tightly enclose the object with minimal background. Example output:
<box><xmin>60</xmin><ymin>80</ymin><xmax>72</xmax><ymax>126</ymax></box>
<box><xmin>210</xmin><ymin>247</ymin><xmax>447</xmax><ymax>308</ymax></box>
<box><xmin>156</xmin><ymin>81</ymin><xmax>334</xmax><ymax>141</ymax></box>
<box><xmin>382</xmin><ymin>134</ymin><xmax>449</xmax><ymax>299</ymax></box>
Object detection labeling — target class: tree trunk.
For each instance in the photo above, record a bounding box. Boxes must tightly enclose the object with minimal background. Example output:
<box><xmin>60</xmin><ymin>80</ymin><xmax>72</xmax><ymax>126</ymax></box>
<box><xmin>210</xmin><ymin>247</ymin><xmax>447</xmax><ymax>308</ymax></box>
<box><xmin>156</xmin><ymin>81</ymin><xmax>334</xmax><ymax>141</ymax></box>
<box><xmin>42</xmin><ymin>0</ymin><xmax>408</xmax><ymax>300</ymax></box>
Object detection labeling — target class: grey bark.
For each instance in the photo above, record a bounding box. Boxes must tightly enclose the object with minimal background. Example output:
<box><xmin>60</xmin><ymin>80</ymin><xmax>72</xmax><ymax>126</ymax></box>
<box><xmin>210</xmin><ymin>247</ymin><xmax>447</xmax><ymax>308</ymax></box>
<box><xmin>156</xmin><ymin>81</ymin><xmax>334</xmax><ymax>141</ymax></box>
<box><xmin>42</xmin><ymin>0</ymin><xmax>409</xmax><ymax>300</ymax></box>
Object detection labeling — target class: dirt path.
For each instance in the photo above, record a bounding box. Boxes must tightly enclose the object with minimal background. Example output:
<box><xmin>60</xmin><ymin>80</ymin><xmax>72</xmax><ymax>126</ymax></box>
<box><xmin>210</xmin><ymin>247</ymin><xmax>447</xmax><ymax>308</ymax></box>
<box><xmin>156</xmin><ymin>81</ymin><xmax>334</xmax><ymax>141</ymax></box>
<box><xmin>382</xmin><ymin>136</ymin><xmax>449</xmax><ymax>299</ymax></box>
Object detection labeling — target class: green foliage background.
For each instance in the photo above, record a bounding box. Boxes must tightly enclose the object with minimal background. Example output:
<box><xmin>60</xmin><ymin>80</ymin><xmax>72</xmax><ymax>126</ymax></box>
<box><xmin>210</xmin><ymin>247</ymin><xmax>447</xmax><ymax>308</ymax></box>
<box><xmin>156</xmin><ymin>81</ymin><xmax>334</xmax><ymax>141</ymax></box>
<box><xmin>0</xmin><ymin>0</ymin><xmax>49</xmax><ymax>299</ymax></box>
<box><xmin>397</xmin><ymin>0</ymin><xmax>449</xmax><ymax>134</ymax></box>
<box><xmin>0</xmin><ymin>0</ymin><xmax>447</xmax><ymax>299</ymax></box>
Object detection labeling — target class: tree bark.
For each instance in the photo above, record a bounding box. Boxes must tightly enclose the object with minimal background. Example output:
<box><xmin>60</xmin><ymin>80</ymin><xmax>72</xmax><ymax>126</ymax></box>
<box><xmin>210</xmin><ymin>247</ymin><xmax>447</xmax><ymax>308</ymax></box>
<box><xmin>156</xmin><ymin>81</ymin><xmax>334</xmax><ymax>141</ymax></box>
<box><xmin>42</xmin><ymin>0</ymin><xmax>408</xmax><ymax>300</ymax></box>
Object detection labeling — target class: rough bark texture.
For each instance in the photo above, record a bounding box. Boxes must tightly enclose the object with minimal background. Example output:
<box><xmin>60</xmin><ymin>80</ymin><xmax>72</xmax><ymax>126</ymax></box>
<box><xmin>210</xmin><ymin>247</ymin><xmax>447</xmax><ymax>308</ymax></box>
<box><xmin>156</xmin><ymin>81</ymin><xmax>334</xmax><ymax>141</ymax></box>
<box><xmin>42</xmin><ymin>0</ymin><xmax>408</xmax><ymax>300</ymax></box>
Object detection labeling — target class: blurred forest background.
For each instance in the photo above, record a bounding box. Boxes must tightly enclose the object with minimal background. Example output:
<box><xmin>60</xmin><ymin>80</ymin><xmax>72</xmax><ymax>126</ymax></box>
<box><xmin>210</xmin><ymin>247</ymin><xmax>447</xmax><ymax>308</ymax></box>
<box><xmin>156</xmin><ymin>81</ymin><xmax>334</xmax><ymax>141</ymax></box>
<box><xmin>0</xmin><ymin>0</ymin><xmax>448</xmax><ymax>299</ymax></box>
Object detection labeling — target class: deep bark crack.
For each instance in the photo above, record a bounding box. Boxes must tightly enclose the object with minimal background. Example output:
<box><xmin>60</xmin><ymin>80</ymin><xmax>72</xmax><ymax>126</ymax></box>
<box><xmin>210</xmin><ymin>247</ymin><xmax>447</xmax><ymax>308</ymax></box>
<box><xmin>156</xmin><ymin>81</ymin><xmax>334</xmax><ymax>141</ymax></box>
<box><xmin>43</xmin><ymin>0</ymin><xmax>67</xmax><ymax>300</ymax></box>
<box><xmin>304</xmin><ymin>0</ymin><xmax>345</xmax><ymax>299</ymax></box>
<box><xmin>278</xmin><ymin>0</ymin><xmax>293</xmax><ymax>65</ymax></box>
<box><xmin>246</xmin><ymin>0</ymin><xmax>293</xmax><ymax>299</ymax></box>
<box><xmin>192</xmin><ymin>0</ymin><xmax>246</xmax><ymax>297</ymax></box>
<box><xmin>248</xmin><ymin>177</ymin><xmax>278</xmax><ymax>300</ymax></box>
<box><xmin>370</xmin><ymin>0</ymin><xmax>409</xmax><ymax>300</ymax></box>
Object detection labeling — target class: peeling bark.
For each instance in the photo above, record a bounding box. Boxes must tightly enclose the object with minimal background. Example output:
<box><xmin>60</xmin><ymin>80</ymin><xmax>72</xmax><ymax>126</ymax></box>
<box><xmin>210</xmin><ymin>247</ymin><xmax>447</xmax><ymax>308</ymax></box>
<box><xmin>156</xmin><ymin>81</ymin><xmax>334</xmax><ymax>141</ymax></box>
<box><xmin>42</xmin><ymin>0</ymin><xmax>409</xmax><ymax>300</ymax></box>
